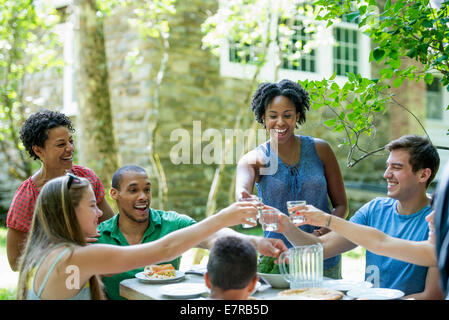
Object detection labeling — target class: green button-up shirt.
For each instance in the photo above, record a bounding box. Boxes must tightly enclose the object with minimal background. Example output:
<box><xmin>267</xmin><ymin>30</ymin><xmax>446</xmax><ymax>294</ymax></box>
<box><xmin>96</xmin><ymin>208</ymin><xmax>196</xmax><ymax>300</ymax></box>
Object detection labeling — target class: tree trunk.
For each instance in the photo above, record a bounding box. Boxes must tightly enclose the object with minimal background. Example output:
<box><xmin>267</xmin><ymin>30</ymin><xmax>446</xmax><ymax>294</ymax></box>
<box><xmin>73</xmin><ymin>0</ymin><xmax>118</xmax><ymax>189</ymax></box>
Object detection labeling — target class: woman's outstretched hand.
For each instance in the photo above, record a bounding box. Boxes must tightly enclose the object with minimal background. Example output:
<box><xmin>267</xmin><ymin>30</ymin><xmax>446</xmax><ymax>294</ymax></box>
<box><xmin>290</xmin><ymin>204</ymin><xmax>330</xmax><ymax>228</ymax></box>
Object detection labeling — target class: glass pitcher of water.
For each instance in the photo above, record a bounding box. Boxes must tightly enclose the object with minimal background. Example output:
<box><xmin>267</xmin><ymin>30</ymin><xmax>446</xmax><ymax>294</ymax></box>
<box><xmin>278</xmin><ymin>244</ymin><xmax>323</xmax><ymax>289</ymax></box>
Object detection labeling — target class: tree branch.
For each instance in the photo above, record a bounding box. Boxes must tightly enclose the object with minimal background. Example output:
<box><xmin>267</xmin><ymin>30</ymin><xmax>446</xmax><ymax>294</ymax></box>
<box><xmin>390</xmin><ymin>96</ymin><xmax>430</xmax><ymax>139</ymax></box>
<box><xmin>347</xmin><ymin>146</ymin><xmax>386</xmax><ymax>168</ymax></box>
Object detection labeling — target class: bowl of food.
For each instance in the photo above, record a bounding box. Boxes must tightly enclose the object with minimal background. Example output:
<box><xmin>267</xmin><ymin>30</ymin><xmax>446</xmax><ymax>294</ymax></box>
<box><xmin>257</xmin><ymin>256</ymin><xmax>290</xmax><ymax>289</ymax></box>
<box><xmin>257</xmin><ymin>272</ymin><xmax>290</xmax><ymax>288</ymax></box>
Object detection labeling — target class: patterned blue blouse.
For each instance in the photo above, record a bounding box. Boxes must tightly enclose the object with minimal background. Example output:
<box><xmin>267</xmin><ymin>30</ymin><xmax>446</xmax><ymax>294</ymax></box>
<box><xmin>255</xmin><ymin>135</ymin><xmax>340</xmax><ymax>269</ymax></box>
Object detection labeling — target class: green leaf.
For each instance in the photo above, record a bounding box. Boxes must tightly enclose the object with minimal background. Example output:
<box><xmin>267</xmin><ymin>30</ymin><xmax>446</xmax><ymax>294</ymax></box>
<box><xmin>393</xmin><ymin>0</ymin><xmax>405</xmax><ymax>13</ymax></box>
<box><xmin>324</xmin><ymin>119</ymin><xmax>336</xmax><ymax>127</ymax></box>
<box><xmin>424</xmin><ymin>73</ymin><xmax>434</xmax><ymax>85</ymax></box>
<box><xmin>345</xmin><ymin>12</ymin><xmax>360</xmax><ymax>22</ymax></box>
<box><xmin>422</xmin><ymin>19</ymin><xmax>433</xmax><ymax>28</ymax></box>
<box><xmin>388</xmin><ymin>58</ymin><xmax>401</xmax><ymax>69</ymax></box>
<box><xmin>380</xmin><ymin>68</ymin><xmax>394</xmax><ymax>79</ymax></box>
<box><xmin>347</xmin><ymin>112</ymin><xmax>358</xmax><ymax>122</ymax></box>
<box><xmin>334</xmin><ymin>123</ymin><xmax>346</xmax><ymax>132</ymax></box>
<box><xmin>406</xmin><ymin>48</ymin><xmax>417</xmax><ymax>58</ymax></box>
<box><xmin>393</xmin><ymin>77</ymin><xmax>405</xmax><ymax>88</ymax></box>
<box><xmin>330</xmin><ymin>82</ymin><xmax>340</xmax><ymax>91</ymax></box>
<box><xmin>373</xmin><ymin>48</ymin><xmax>386</xmax><ymax>62</ymax></box>
<box><xmin>347</xmin><ymin>73</ymin><xmax>356</xmax><ymax>82</ymax></box>
<box><xmin>435</xmin><ymin>54</ymin><xmax>449</xmax><ymax>64</ymax></box>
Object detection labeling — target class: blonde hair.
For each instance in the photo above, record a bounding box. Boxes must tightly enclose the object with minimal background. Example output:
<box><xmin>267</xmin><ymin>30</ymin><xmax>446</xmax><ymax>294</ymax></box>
<box><xmin>16</xmin><ymin>175</ymin><xmax>105</xmax><ymax>300</ymax></box>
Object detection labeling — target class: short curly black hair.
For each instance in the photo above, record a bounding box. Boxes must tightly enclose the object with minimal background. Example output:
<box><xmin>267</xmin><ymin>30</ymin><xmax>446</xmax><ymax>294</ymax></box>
<box><xmin>207</xmin><ymin>236</ymin><xmax>257</xmax><ymax>290</ymax></box>
<box><xmin>251</xmin><ymin>79</ymin><xmax>310</xmax><ymax>125</ymax></box>
<box><xmin>19</xmin><ymin>109</ymin><xmax>75</xmax><ymax>160</ymax></box>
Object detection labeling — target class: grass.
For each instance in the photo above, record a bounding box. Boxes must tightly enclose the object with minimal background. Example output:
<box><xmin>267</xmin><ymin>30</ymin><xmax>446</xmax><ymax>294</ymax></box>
<box><xmin>343</xmin><ymin>245</ymin><xmax>366</xmax><ymax>259</ymax></box>
<box><xmin>0</xmin><ymin>226</ymin><xmax>6</xmax><ymax>253</ymax></box>
<box><xmin>0</xmin><ymin>226</ymin><xmax>17</xmax><ymax>300</ymax></box>
<box><xmin>0</xmin><ymin>288</ymin><xmax>16</xmax><ymax>300</ymax></box>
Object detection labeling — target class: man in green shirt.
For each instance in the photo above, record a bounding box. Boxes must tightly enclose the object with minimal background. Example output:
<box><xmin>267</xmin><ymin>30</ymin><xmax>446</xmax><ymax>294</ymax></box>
<box><xmin>97</xmin><ymin>165</ymin><xmax>287</xmax><ymax>300</ymax></box>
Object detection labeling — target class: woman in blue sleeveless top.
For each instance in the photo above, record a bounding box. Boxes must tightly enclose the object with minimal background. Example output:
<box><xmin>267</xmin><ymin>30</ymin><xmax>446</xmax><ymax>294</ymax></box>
<box><xmin>236</xmin><ymin>79</ymin><xmax>348</xmax><ymax>278</ymax></box>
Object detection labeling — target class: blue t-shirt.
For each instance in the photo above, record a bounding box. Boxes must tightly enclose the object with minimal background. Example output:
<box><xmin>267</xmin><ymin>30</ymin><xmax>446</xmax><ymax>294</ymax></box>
<box><xmin>350</xmin><ymin>197</ymin><xmax>431</xmax><ymax>295</ymax></box>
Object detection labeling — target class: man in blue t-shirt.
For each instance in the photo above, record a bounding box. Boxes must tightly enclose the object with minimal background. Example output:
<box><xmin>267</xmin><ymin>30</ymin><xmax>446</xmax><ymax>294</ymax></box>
<box><xmin>279</xmin><ymin>135</ymin><xmax>443</xmax><ymax>299</ymax></box>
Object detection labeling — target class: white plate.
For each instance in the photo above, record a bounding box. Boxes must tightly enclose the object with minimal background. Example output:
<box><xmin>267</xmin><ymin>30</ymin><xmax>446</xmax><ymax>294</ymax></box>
<box><xmin>252</xmin><ymin>281</ymin><xmax>262</xmax><ymax>294</ymax></box>
<box><xmin>135</xmin><ymin>270</ymin><xmax>185</xmax><ymax>284</ymax></box>
<box><xmin>160</xmin><ymin>283</ymin><xmax>208</xmax><ymax>299</ymax></box>
<box><xmin>321</xmin><ymin>279</ymin><xmax>373</xmax><ymax>292</ymax></box>
<box><xmin>347</xmin><ymin>288</ymin><xmax>404</xmax><ymax>300</ymax></box>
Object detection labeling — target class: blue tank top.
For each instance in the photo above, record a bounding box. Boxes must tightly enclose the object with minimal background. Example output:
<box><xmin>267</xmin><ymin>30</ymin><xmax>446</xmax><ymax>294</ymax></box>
<box><xmin>255</xmin><ymin>135</ymin><xmax>340</xmax><ymax>269</ymax></box>
<box><xmin>26</xmin><ymin>246</ymin><xmax>91</xmax><ymax>300</ymax></box>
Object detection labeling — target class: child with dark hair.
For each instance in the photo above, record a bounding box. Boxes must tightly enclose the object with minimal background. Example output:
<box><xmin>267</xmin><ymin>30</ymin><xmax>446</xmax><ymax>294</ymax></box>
<box><xmin>204</xmin><ymin>236</ymin><xmax>258</xmax><ymax>300</ymax></box>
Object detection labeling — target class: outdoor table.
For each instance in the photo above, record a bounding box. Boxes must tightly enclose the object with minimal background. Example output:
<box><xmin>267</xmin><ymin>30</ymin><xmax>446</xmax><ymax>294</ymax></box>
<box><xmin>120</xmin><ymin>274</ymin><xmax>353</xmax><ymax>300</ymax></box>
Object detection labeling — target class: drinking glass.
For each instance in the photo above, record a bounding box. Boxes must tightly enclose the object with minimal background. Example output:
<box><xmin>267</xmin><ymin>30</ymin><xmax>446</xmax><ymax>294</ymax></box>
<box><xmin>286</xmin><ymin>200</ymin><xmax>306</xmax><ymax>224</ymax></box>
<box><xmin>238</xmin><ymin>195</ymin><xmax>262</xmax><ymax>229</ymax></box>
<box><xmin>259</xmin><ymin>208</ymin><xmax>280</xmax><ymax>232</ymax></box>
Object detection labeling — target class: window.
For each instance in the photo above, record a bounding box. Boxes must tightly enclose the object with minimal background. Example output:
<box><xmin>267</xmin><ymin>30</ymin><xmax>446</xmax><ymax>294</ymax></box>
<box><xmin>426</xmin><ymin>78</ymin><xmax>443</xmax><ymax>120</ymax></box>
<box><xmin>425</xmin><ymin>76</ymin><xmax>449</xmax><ymax>181</ymax></box>
<box><xmin>333</xmin><ymin>27</ymin><xmax>358</xmax><ymax>76</ymax></box>
<box><xmin>280</xmin><ymin>20</ymin><xmax>316</xmax><ymax>73</ymax></box>
<box><xmin>220</xmin><ymin>1</ymin><xmax>370</xmax><ymax>83</ymax></box>
<box><xmin>229</xmin><ymin>42</ymin><xmax>262</xmax><ymax>65</ymax></box>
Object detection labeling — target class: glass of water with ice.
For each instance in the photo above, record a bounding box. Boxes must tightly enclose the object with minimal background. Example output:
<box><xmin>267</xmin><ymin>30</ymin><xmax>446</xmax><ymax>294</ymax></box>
<box><xmin>238</xmin><ymin>195</ymin><xmax>262</xmax><ymax>229</ymax></box>
<box><xmin>286</xmin><ymin>200</ymin><xmax>306</xmax><ymax>224</ymax></box>
<box><xmin>259</xmin><ymin>208</ymin><xmax>280</xmax><ymax>232</ymax></box>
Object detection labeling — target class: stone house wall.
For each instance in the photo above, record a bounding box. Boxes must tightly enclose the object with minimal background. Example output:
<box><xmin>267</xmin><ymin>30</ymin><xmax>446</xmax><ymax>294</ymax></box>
<box><xmin>101</xmin><ymin>0</ymin><xmax>255</xmax><ymax>219</ymax></box>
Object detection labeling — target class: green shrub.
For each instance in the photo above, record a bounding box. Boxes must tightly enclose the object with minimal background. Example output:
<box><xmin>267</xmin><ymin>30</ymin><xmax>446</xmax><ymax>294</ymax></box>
<box><xmin>0</xmin><ymin>288</ymin><xmax>16</xmax><ymax>300</ymax></box>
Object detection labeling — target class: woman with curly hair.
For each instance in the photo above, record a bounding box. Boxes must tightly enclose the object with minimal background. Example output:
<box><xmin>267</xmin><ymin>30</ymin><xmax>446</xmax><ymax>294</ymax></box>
<box><xmin>6</xmin><ymin>109</ymin><xmax>114</xmax><ymax>271</ymax></box>
<box><xmin>16</xmin><ymin>174</ymin><xmax>257</xmax><ymax>299</ymax></box>
<box><xmin>235</xmin><ymin>79</ymin><xmax>348</xmax><ymax>279</ymax></box>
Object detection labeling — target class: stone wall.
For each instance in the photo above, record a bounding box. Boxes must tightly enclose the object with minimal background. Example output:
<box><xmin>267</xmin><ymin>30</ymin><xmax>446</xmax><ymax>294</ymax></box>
<box><xmin>103</xmin><ymin>0</ymin><xmax>254</xmax><ymax>219</ymax></box>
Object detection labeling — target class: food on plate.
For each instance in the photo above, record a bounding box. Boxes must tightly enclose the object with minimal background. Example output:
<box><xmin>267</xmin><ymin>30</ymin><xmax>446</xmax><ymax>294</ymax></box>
<box><xmin>144</xmin><ymin>264</ymin><xmax>176</xmax><ymax>279</ymax></box>
<box><xmin>278</xmin><ymin>287</ymin><xmax>344</xmax><ymax>300</ymax></box>
<box><xmin>257</xmin><ymin>256</ymin><xmax>288</xmax><ymax>274</ymax></box>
